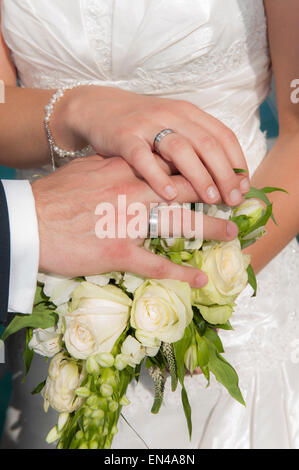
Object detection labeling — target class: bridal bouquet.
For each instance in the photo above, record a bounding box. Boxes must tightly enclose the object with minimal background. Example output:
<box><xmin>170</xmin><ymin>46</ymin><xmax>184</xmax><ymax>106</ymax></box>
<box><xmin>2</xmin><ymin>184</ymin><xmax>284</xmax><ymax>449</ymax></box>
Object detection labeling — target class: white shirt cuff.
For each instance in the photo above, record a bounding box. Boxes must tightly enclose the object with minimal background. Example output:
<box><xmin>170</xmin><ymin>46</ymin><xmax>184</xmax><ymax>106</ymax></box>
<box><xmin>2</xmin><ymin>180</ymin><xmax>39</xmax><ymax>314</ymax></box>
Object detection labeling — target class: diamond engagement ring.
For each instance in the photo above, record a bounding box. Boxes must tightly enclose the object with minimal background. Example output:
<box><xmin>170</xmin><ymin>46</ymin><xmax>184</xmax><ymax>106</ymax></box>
<box><xmin>153</xmin><ymin>129</ymin><xmax>175</xmax><ymax>155</ymax></box>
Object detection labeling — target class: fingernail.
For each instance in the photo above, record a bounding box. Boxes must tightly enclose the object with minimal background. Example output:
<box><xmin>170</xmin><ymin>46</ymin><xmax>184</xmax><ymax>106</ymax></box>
<box><xmin>230</xmin><ymin>188</ymin><xmax>242</xmax><ymax>205</ymax></box>
<box><xmin>226</xmin><ymin>221</ymin><xmax>238</xmax><ymax>238</ymax></box>
<box><xmin>194</xmin><ymin>272</ymin><xmax>208</xmax><ymax>287</ymax></box>
<box><xmin>240</xmin><ymin>178</ymin><xmax>250</xmax><ymax>193</ymax></box>
<box><xmin>207</xmin><ymin>186</ymin><xmax>219</xmax><ymax>201</ymax></box>
<box><xmin>164</xmin><ymin>185</ymin><xmax>177</xmax><ymax>200</ymax></box>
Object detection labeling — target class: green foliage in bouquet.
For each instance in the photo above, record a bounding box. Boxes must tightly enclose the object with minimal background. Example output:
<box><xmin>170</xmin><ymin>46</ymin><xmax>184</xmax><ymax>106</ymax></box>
<box><xmin>1</xmin><ymin>178</ymin><xmax>286</xmax><ymax>449</ymax></box>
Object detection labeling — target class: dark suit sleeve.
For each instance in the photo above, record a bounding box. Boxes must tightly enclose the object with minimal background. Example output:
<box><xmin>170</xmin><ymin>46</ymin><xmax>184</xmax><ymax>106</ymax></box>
<box><xmin>0</xmin><ymin>181</ymin><xmax>10</xmax><ymax>323</ymax></box>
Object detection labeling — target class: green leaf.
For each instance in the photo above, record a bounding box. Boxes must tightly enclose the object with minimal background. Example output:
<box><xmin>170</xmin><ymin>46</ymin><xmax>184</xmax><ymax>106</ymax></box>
<box><xmin>244</xmin><ymin>187</ymin><xmax>277</xmax><ymax>224</ymax></box>
<box><xmin>242</xmin><ymin>203</ymin><xmax>273</xmax><ymax>236</ymax></box>
<box><xmin>208</xmin><ymin>345</ymin><xmax>245</xmax><ymax>405</ymax></box>
<box><xmin>204</xmin><ymin>327</ymin><xmax>224</xmax><ymax>353</ymax></box>
<box><xmin>173</xmin><ymin>325</ymin><xmax>192</xmax><ymax>385</ymax></box>
<box><xmin>31</xmin><ymin>379</ymin><xmax>46</xmax><ymax>395</ymax></box>
<box><xmin>233</xmin><ymin>168</ymin><xmax>248</xmax><ymax>174</ymax></box>
<box><xmin>212</xmin><ymin>320</ymin><xmax>233</xmax><ymax>330</ymax></box>
<box><xmin>1</xmin><ymin>305</ymin><xmax>58</xmax><ymax>342</ymax></box>
<box><xmin>230</xmin><ymin>215</ymin><xmax>251</xmax><ymax>235</ymax></box>
<box><xmin>196</xmin><ymin>335</ymin><xmax>209</xmax><ymax>369</ymax></box>
<box><xmin>168</xmin><ymin>252</ymin><xmax>182</xmax><ymax>265</ymax></box>
<box><xmin>192</xmin><ymin>307</ymin><xmax>207</xmax><ymax>336</ymax></box>
<box><xmin>261</xmin><ymin>186</ymin><xmax>288</xmax><ymax>195</ymax></box>
<box><xmin>247</xmin><ymin>264</ymin><xmax>257</xmax><ymax>297</ymax></box>
<box><xmin>201</xmin><ymin>365</ymin><xmax>210</xmax><ymax>384</ymax></box>
<box><xmin>23</xmin><ymin>328</ymin><xmax>34</xmax><ymax>378</ymax></box>
<box><xmin>181</xmin><ymin>386</ymin><xmax>192</xmax><ymax>440</ymax></box>
<box><xmin>240</xmin><ymin>238</ymin><xmax>257</xmax><ymax>250</ymax></box>
<box><xmin>173</xmin><ymin>326</ymin><xmax>194</xmax><ymax>440</ymax></box>
<box><xmin>34</xmin><ymin>285</ymin><xmax>50</xmax><ymax>305</ymax></box>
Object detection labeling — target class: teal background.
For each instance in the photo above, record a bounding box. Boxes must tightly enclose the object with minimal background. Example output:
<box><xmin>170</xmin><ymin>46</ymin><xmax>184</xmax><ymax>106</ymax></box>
<box><xmin>0</xmin><ymin>100</ymin><xmax>279</xmax><ymax>440</ymax></box>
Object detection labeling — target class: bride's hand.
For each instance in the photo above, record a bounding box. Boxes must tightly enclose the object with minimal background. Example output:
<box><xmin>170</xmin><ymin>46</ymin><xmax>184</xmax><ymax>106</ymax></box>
<box><xmin>53</xmin><ymin>86</ymin><xmax>249</xmax><ymax>205</ymax></box>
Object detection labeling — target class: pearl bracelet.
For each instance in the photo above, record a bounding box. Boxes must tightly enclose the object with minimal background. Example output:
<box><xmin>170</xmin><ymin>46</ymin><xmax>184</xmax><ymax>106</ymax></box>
<box><xmin>44</xmin><ymin>84</ymin><xmax>93</xmax><ymax>170</ymax></box>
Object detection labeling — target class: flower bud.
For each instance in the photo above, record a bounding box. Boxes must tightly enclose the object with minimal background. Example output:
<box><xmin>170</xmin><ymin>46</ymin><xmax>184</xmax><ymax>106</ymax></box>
<box><xmin>100</xmin><ymin>383</ymin><xmax>113</xmax><ymax>398</ymax></box>
<box><xmin>108</xmin><ymin>400</ymin><xmax>119</xmax><ymax>412</ymax></box>
<box><xmin>83</xmin><ymin>407</ymin><xmax>92</xmax><ymax>417</ymax></box>
<box><xmin>46</xmin><ymin>425</ymin><xmax>60</xmax><ymax>444</ymax></box>
<box><xmin>91</xmin><ymin>409</ymin><xmax>104</xmax><ymax>419</ymax></box>
<box><xmin>180</xmin><ymin>251</ymin><xmax>193</xmax><ymax>261</ymax></box>
<box><xmin>119</xmin><ymin>395</ymin><xmax>130</xmax><ymax>406</ymax></box>
<box><xmin>184</xmin><ymin>344</ymin><xmax>198</xmax><ymax>374</ymax></box>
<box><xmin>100</xmin><ymin>368</ymin><xmax>117</xmax><ymax>389</ymax></box>
<box><xmin>57</xmin><ymin>412</ymin><xmax>69</xmax><ymax>432</ymax></box>
<box><xmin>115</xmin><ymin>353</ymin><xmax>129</xmax><ymax>371</ymax></box>
<box><xmin>78</xmin><ymin>442</ymin><xmax>89</xmax><ymax>449</ymax></box>
<box><xmin>86</xmin><ymin>356</ymin><xmax>100</xmax><ymax>376</ymax></box>
<box><xmin>86</xmin><ymin>394</ymin><xmax>99</xmax><ymax>408</ymax></box>
<box><xmin>233</xmin><ymin>198</ymin><xmax>264</xmax><ymax>224</ymax></box>
<box><xmin>111</xmin><ymin>425</ymin><xmax>118</xmax><ymax>436</ymax></box>
<box><xmin>89</xmin><ymin>441</ymin><xmax>99</xmax><ymax>449</ymax></box>
<box><xmin>75</xmin><ymin>387</ymin><xmax>91</xmax><ymax>398</ymax></box>
<box><xmin>97</xmin><ymin>397</ymin><xmax>108</xmax><ymax>411</ymax></box>
<box><xmin>75</xmin><ymin>430</ymin><xmax>84</xmax><ymax>440</ymax></box>
<box><xmin>95</xmin><ymin>352</ymin><xmax>114</xmax><ymax>368</ymax></box>
<box><xmin>102</xmin><ymin>424</ymin><xmax>109</xmax><ymax>436</ymax></box>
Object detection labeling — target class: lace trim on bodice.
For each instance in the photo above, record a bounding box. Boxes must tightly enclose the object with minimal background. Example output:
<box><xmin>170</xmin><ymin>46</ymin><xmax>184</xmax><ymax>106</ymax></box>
<box><xmin>20</xmin><ymin>0</ymin><xmax>269</xmax><ymax>96</ymax></box>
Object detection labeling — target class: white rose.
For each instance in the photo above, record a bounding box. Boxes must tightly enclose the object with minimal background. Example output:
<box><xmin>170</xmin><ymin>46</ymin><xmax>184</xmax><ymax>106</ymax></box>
<box><xmin>192</xmin><ymin>239</ymin><xmax>250</xmax><ymax>323</ymax></box>
<box><xmin>233</xmin><ymin>198</ymin><xmax>264</xmax><ymax>222</ymax></box>
<box><xmin>37</xmin><ymin>273</ymin><xmax>78</xmax><ymax>306</ymax></box>
<box><xmin>131</xmin><ymin>279</ymin><xmax>193</xmax><ymax>343</ymax></box>
<box><xmin>29</xmin><ymin>327</ymin><xmax>62</xmax><ymax>357</ymax></box>
<box><xmin>42</xmin><ymin>352</ymin><xmax>85</xmax><ymax>413</ymax></box>
<box><xmin>121</xmin><ymin>336</ymin><xmax>145</xmax><ymax>367</ymax></box>
<box><xmin>64</xmin><ymin>282</ymin><xmax>131</xmax><ymax>359</ymax></box>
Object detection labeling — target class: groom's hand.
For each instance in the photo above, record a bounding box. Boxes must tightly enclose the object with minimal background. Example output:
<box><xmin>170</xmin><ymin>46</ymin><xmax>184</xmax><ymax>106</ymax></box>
<box><xmin>31</xmin><ymin>155</ymin><xmax>238</xmax><ymax>288</ymax></box>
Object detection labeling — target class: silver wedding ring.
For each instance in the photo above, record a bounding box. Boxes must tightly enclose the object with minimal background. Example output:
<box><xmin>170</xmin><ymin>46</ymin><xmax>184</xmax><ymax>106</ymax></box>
<box><xmin>149</xmin><ymin>206</ymin><xmax>160</xmax><ymax>238</ymax></box>
<box><xmin>153</xmin><ymin>128</ymin><xmax>175</xmax><ymax>155</ymax></box>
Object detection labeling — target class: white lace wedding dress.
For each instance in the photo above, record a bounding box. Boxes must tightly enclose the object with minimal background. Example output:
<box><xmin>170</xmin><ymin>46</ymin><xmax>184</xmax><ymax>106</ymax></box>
<box><xmin>1</xmin><ymin>0</ymin><xmax>299</xmax><ymax>449</ymax></box>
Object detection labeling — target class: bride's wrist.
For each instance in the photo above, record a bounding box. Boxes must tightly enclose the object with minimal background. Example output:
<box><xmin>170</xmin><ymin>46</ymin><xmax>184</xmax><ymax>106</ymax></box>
<box><xmin>49</xmin><ymin>86</ymin><xmax>91</xmax><ymax>154</ymax></box>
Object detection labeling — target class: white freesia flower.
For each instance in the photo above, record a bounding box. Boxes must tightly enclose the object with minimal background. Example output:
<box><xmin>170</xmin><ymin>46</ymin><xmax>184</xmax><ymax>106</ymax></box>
<box><xmin>85</xmin><ymin>272</ymin><xmax>122</xmax><ymax>287</ymax></box>
<box><xmin>121</xmin><ymin>336</ymin><xmax>145</xmax><ymax>367</ymax></box>
<box><xmin>131</xmin><ymin>279</ymin><xmax>193</xmax><ymax>343</ymax></box>
<box><xmin>37</xmin><ymin>273</ymin><xmax>78</xmax><ymax>306</ymax></box>
<box><xmin>29</xmin><ymin>327</ymin><xmax>62</xmax><ymax>357</ymax></box>
<box><xmin>145</xmin><ymin>345</ymin><xmax>160</xmax><ymax>357</ymax></box>
<box><xmin>63</xmin><ymin>282</ymin><xmax>131</xmax><ymax>359</ymax></box>
<box><xmin>42</xmin><ymin>352</ymin><xmax>85</xmax><ymax>413</ymax></box>
<box><xmin>204</xmin><ymin>204</ymin><xmax>233</xmax><ymax>220</ymax></box>
<box><xmin>115</xmin><ymin>353</ymin><xmax>129</xmax><ymax>371</ymax></box>
<box><xmin>122</xmin><ymin>272</ymin><xmax>144</xmax><ymax>293</ymax></box>
<box><xmin>192</xmin><ymin>239</ymin><xmax>250</xmax><ymax>323</ymax></box>
<box><xmin>135</xmin><ymin>330</ymin><xmax>161</xmax><ymax>348</ymax></box>
<box><xmin>135</xmin><ymin>331</ymin><xmax>161</xmax><ymax>357</ymax></box>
